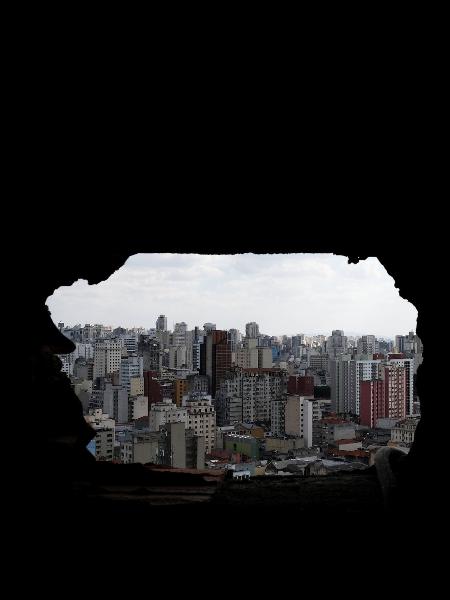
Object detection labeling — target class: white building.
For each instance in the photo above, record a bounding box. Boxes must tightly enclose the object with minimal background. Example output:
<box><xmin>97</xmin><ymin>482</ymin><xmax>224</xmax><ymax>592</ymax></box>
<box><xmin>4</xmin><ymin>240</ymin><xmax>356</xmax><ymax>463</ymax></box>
<box><xmin>75</xmin><ymin>342</ymin><xmax>94</xmax><ymax>361</ymax></box>
<box><xmin>285</xmin><ymin>395</ymin><xmax>321</xmax><ymax>447</ymax></box>
<box><xmin>149</xmin><ymin>399</ymin><xmax>187</xmax><ymax>432</ymax></box>
<box><xmin>58</xmin><ymin>353</ymin><xmax>75</xmax><ymax>376</ymax></box>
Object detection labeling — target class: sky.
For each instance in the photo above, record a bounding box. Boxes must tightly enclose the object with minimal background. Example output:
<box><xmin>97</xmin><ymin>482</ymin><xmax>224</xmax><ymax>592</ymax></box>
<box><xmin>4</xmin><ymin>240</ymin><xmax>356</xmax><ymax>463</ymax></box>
<box><xmin>46</xmin><ymin>253</ymin><xmax>417</xmax><ymax>339</ymax></box>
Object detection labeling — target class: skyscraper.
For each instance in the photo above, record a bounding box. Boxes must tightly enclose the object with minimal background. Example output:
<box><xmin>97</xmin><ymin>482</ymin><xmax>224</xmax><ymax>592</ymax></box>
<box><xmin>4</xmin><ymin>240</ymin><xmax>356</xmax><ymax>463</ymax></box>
<box><xmin>245</xmin><ymin>322</ymin><xmax>260</xmax><ymax>338</ymax></box>
<box><xmin>156</xmin><ymin>315</ymin><xmax>167</xmax><ymax>332</ymax></box>
<box><xmin>201</xmin><ymin>330</ymin><xmax>232</xmax><ymax>398</ymax></box>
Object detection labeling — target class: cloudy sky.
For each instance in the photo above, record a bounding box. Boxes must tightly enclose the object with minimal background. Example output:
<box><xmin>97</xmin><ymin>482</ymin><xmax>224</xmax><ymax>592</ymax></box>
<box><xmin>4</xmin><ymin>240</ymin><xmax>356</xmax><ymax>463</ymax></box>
<box><xmin>46</xmin><ymin>253</ymin><xmax>417</xmax><ymax>339</ymax></box>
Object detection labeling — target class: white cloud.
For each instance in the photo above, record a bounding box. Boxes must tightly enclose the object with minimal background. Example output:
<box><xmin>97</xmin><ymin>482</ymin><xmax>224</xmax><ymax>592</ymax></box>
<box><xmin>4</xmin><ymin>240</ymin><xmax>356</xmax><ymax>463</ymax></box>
<box><xmin>46</xmin><ymin>253</ymin><xmax>417</xmax><ymax>338</ymax></box>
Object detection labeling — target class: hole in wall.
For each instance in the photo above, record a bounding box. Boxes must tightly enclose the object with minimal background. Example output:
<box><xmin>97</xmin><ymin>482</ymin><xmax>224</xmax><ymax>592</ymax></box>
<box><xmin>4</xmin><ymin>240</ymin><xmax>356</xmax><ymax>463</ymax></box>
<box><xmin>46</xmin><ymin>253</ymin><xmax>421</xmax><ymax>472</ymax></box>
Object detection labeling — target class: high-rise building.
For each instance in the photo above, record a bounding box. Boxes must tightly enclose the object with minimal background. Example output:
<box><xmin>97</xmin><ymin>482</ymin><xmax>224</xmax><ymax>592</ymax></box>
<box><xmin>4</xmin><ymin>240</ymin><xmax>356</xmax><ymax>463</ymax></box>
<box><xmin>360</xmin><ymin>380</ymin><xmax>385</xmax><ymax>428</ymax></box>
<box><xmin>149</xmin><ymin>398</ymin><xmax>187</xmax><ymax>432</ymax></box>
<box><xmin>270</xmin><ymin>399</ymin><xmax>287</xmax><ymax>435</ymax></box>
<box><xmin>245</xmin><ymin>322</ymin><xmax>260</xmax><ymax>338</ymax></box>
<box><xmin>119</xmin><ymin>355</ymin><xmax>144</xmax><ymax>393</ymax></box>
<box><xmin>217</xmin><ymin>367</ymin><xmax>286</xmax><ymax>426</ymax></box>
<box><xmin>327</xmin><ymin>330</ymin><xmax>348</xmax><ymax>358</ymax></box>
<box><xmin>93</xmin><ymin>340</ymin><xmax>122</xmax><ymax>380</ymax></box>
<box><xmin>138</xmin><ymin>336</ymin><xmax>163</xmax><ymax>372</ymax></box>
<box><xmin>172</xmin><ymin>322</ymin><xmax>188</xmax><ymax>346</ymax></box>
<box><xmin>184</xmin><ymin>394</ymin><xmax>216</xmax><ymax>455</ymax></box>
<box><xmin>288</xmin><ymin>375</ymin><xmax>314</xmax><ymax>396</ymax></box>
<box><xmin>227</xmin><ymin>329</ymin><xmax>241</xmax><ymax>353</ymax></box>
<box><xmin>201</xmin><ymin>330</ymin><xmax>232</xmax><ymax>398</ymax></box>
<box><xmin>386</xmin><ymin>356</ymin><xmax>413</xmax><ymax>415</ymax></box>
<box><xmin>330</xmin><ymin>355</ymin><xmax>352</xmax><ymax>413</ymax></box>
<box><xmin>382</xmin><ymin>363</ymin><xmax>407</xmax><ymax>420</ymax></box>
<box><xmin>285</xmin><ymin>395</ymin><xmax>321</xmax><ymax>447</ymax></box>
<box><xmin>84</xmin><ymin>409</ymin><xmax>115</xmax><ymax>461</ymax></box>
<box><xmin>102</xmin><ymin>382</ymin><xmax>129</xmax><ymax>423</ymax></box>
<box><xmin>156</xmin><ymin>315</ymin><xmax>167</xmax><ymax>332</ymax></box>
<box><xmin>357</xmin><ymin>335</ymin><xmax>379</xmax><ymax>355</ymax></box>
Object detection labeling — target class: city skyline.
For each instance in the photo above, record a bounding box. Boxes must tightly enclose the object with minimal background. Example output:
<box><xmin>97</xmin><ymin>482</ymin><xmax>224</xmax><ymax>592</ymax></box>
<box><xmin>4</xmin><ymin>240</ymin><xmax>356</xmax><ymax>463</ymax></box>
<box><xmin>46</xmin><ymin>253</ymin><xmax>417</xmax><ymax>338</ymax></box>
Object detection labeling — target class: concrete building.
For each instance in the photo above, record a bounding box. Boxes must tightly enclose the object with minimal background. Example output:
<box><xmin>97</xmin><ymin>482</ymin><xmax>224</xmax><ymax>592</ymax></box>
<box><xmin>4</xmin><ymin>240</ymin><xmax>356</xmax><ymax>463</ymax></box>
<box><xmin>309</xmin><ymin>354</ymin><xmax>329</xmax><ymax>372</ymax></box>
<box><xmin>285</xmin><ymin>395</ymin><xmax>321</xmax><ymax>447</ymax></box>
<box><xmin>382</xmin><ymin>363</ymin><xmax>407</xmax><ymax>420</ymax></box>
<box><xmin>288</xmin><ymin>375</ymin><xmax>314</xmax><ymax>396</ymax></box>
<box><xmin>234</xmin><ymin>346</ymin><xmax>258</xmax><ymax>369</ymax></box>
<box><xmin>327</xmin><ymin>330</ymin><xmax>348</xmax><ymax>358</ymax></box>
<box><xmin>184</xmin><ymin>395</ymin><xmax>216</xmax><ymax>455</ymax></box>
<box><xmin>174</xmin><ymin>377</ymin><xmax>189</xmax><ymax>407</ymax></box>
<box><xmin>128</xmin><ymin>395</ymin><xmax>148</xmax><ymax>421</ymax></box>
<box><xmin>187</xmin><ymin>373</ymin><xmax>209</xmax><ymax>395</ymax></box>
<box><xmin>227</xmin><ymin>328</ymin><xmax>241</xmax><ymax>353</ymax></box>
<box><xmin>314</xmin><ymin>419</ymin><xmax>356</xmax><ymax>448</ymax></box>
<box><xmin>215</xmin><ymin>390</ymin><xmax>243</xmax><ymax>426</ymax></box>
<box><xmin>357</xmin><ymin>335</ymin><xmax>379</xmax><ymax>355</ymax></box>
<box><xmin>85</xmin><ymin>409</ymin><xmax>115</xmax><ymax>461</ymax></box>
<box><xmin>72</xmin><ymin>378</ymin><xmax>92</xmax><ymax>398</ymax></box>
<box><xmin>93</xmin><ymin>340</ymin><xmax>122</xmax><ymax>380</ymax></box>
<box><xmin>270</xmin><ymin>399</ymin><xmax>287</xmax><ymax>435</ymax></box>
<box><xmin>217</xmin><ymin>367</ymin><xmax>286</xmax><ymax>426</ymax></box>
<box><xmin>169</xmin><ymin>345</ymin><xmax>188</xmax><ymax>369</ymax></box>
<box><xmin>386</xmin><ymin>357</ymin><xmax>413</xmax><ymax>416</ymax></box>
<box><xmin>75</xmin><ymin>342</ymin><xmax>94</xmax><ymax>361</ymax></box>
<box><xmin>102</xmin><ymin>382</ymin><xmax>129</xmax><ymax>423</ymax></box>
<box><xmin>119</xmin><ymin>355</ymin><xmax>144</xmax><ymax>393</ymax></box>
<box><xmin>159</xmin><ymin>421</ymin><xmax>205</xmax><ymax>469</ymax></box>
<box><xmin>245</xmin><ymin>322</ymin><xmax>260</xmax><ymax>338</ymax></box>
<box><xmin>360</xmin><ymin>380</ymin><xmax>385</xmax><ymax>428</ymax></box>
<box><xmin>350</xmin><ymin>359</ymin><xmax>381</xmax><ymax>414</ymax></box>
<box><xmin>149</xmin><ymin>398</ymin><xmax>187</xmax><ymax>432</ymax></box>
<box><xmin>257</xmin><ymin>347</ymin><xmax>273</xmax><ymax>368</ymax></box>
<box><xmin>201</xmin><ymin>329</ymin><xmax>232</xmax><ymax>398</ymax></box>
<box><xmin>120</xmin><ymin>430</ymin><xmax>162</xmax><ymax>464</ymax></box>
<box><xmin>138</xmin><ymin>336</ymin><xmax>163</xmax><ymax>372</ymax></box>
<box><xmin>129</xmin><ymin>376</ymin><xmax>144</xmax><ymax>397</ymax></box>
<box><xmin>58</xmin><ymin>353</ymin><xmax>75</xmax><ymax>376</ymax></box>
<box><xmin>390</xmin><ymin>418</ymin><xmax>419</xmax><ymax>446</ymax></box>
<box><xmin>330</xmin><ymin>355</ymin><xmax>352</xmax><ymax>413</ymax></box>
<box><xmin>224</xmin><ymin>434</ymin><xmax>260</xmax><ymax>460</ymax></box>
<box><xmin>156</xmin><ymin>315</ymin><xmax>167</xmax><ymax>331</ymax></box>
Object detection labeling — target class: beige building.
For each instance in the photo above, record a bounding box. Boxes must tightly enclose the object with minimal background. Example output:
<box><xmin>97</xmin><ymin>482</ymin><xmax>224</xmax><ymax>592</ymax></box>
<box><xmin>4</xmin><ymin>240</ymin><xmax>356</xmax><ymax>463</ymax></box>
<box><xmin>93</xmin><ymin>340</ymin><xmax>122</xmax><ymax>379</ymax></box>
<box><xmin>185</xmin><ymin>396</ymin><xmax>216</xmax><ymax>454</ymax></box>
<box><xmin>285</xmin><ymin>395</ymin><xmax>321</xmax><ymax>447</ymax></box>
<box><xmin>130</xmin><ymin>376</ymin><xmax>144</xmax><ymax>397</ymax></box>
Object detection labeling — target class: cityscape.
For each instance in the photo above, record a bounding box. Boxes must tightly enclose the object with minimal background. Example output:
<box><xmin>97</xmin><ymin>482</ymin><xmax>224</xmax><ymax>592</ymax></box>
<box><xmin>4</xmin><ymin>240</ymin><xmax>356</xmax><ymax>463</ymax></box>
<box><xmin>53</xmin><ymin>318</ymin><xmax>422</xmax><ymax>479</ymax></box>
